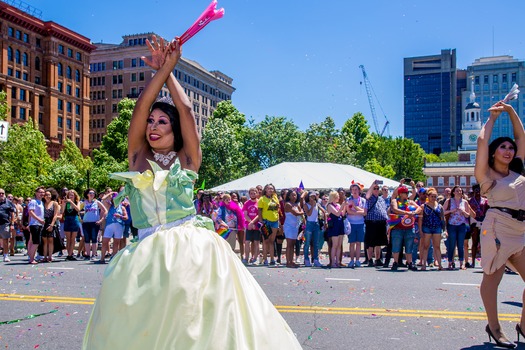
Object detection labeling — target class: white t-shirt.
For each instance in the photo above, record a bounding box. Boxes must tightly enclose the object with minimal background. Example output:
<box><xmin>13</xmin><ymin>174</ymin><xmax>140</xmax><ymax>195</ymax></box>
<box><xmin>28</xmin><ymin>199</ymin><xmax>44</xmax><ymax>226</ymax></box>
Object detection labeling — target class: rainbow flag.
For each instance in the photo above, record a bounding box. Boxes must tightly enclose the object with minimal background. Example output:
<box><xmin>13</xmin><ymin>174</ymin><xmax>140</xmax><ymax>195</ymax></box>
<box><xmin>216</xmin><ymin>224</ymin><xmax>231</xmax><ymax>239</ymax></box>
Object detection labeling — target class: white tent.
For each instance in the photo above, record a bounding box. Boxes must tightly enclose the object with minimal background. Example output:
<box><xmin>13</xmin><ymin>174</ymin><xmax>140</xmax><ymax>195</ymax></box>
<box><xmin>211</xmin><ymin>162</ymin><xmax>400</xmax><ymax>192</ymax></box>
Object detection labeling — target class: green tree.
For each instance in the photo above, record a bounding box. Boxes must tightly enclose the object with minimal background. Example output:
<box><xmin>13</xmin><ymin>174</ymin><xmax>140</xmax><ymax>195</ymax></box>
<box><xmin>96</xmin><ymin>98</ymin><xmax>135</xmax><ymax>163</ymax></box>
<box><xmin>200</xmin><ymin>117</ymin><xmax>248</xmax><ymax>187</ymax></box>
<box><xmin>384</xmin><ymin>137</ymin><xmax>426</xmax><ymax>181</ymax></box>
<box><xmin>439</xmin><ymin>151</ymin><xmax>458</xmax><ymax>162</ymax></box>
<box><xmin>303</xmin><ymin>117</ymin><xmax>347</xmax><ymax>163</ymax></box>
<box><xmin>0</xmin><ymin>90</ymin><xmax>8</xmax><ymax>121</ymax></box>
<box><xmin>248</xmin><ymin>116</ymin><xmax>305</xmax><ymax>169</ymax></box>
<box><xmin>212</xmin><ymin>100</ymin><xmax>246</xmax><ymax>127</ymax></box>
<box><xmin>90</xmin><ymin>152</ymin><xmax>127</xmax><ymax>192</ymax></box>
<box><xmin>41</xmin><ymin>163</ymin><xmax>82</xmax><ymax>192</ymax></box>
<box><xmin>41</xmin><ymin>138</ymin><xmax>93</xmax><ymax>190</ymax></box>
<box><xmin>89</xmin><ymin>99</ymin><xmax>134</xmax><ymax>191</ymax></box>
<box><xmin>363</xmin><ymin>158</ymin><xmax>396</xmax><ymax>179</ymax></box>
<box><xmin>424</xmin><ymin>153</ymin><xmax>443</xmax><ymax>163</ymax></box>
<box><xmin>340</xmin><ymin>113</ymin><xmax>372</xmax><ymax>167</ymax></box>
<box><xmin>0</xmin><ymin>121</ymin><xmax>53</xmax><ymax>196</ymax></box>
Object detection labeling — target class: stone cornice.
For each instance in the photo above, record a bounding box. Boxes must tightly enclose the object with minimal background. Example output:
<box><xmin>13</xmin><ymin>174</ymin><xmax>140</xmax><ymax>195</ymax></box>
<box><xmin>0</xmin><ymin>2</ymin><xmax>96</xmax><ymax>52</ymax></box>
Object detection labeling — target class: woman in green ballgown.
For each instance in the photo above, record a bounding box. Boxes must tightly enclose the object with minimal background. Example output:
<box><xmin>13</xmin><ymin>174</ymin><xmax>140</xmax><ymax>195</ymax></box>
<box><xmin>82</xmin><ymin>36</ymin><xmax>302</xmax><ymax>349</ymax></box>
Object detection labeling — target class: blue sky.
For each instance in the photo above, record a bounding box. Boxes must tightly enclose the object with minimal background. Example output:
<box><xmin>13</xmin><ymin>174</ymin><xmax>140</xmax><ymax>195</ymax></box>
<box><xmin>28</xmin><ymin>0</ymin><xmax>525</xmax><ymax>136</ymax></box>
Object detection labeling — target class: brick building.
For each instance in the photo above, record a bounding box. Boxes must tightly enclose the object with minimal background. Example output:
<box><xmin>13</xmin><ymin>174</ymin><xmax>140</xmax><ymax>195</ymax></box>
<box><xmin>89</xmin><ymin>33</ymin><xmax>235</xmax><ymax>150</ymax></box>
<box><xmin>0</xmin><ymin>1</ymin><xmax>95</xmax><ymax>157</ymax></box>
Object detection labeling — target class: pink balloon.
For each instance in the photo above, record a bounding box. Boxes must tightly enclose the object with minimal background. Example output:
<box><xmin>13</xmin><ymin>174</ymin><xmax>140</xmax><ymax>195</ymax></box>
<box><xmin>179</xmin><ymin>0</ymin><xmax>225</xmax><ymax>45</ymax></box>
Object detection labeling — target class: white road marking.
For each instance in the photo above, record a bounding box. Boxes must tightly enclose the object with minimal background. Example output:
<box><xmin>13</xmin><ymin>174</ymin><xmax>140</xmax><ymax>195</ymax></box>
<box><xmin>442</xmin><ymin>282</ymin><xmax>480</xmax><ymax>286</ymax></box>
<box><xmin>47</xmin><ymin>267</ymin><xmax>75</xmax><ymax>270</ymax></box>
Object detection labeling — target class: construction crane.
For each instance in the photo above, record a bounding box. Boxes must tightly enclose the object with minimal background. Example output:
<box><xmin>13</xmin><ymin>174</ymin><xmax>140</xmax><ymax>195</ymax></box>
<box><xmin>359</xmin><ymin>65</ymin><xmax>390</xmax><ymax>137</ymax></box>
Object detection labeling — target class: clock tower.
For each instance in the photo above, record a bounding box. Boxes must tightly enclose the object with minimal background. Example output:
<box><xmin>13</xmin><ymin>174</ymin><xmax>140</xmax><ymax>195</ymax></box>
<box><xmin>460</xmin><ymin>78</ymin><xmax>481</xmax><ymax>155</ymax></box>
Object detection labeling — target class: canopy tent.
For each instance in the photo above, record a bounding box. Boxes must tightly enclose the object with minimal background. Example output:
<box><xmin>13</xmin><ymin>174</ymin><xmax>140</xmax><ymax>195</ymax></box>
<box><xmin>210</xmin><ymin>162</ymin><xmax>400</xmax><ymax>192</ymax></box>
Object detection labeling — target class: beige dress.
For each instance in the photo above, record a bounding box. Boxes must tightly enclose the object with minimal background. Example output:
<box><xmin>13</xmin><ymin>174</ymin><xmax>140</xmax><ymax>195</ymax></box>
<box><xmin>481</xmin><ymin>170</ymin><xmax>525</xmax><ymax>274</ymax></box>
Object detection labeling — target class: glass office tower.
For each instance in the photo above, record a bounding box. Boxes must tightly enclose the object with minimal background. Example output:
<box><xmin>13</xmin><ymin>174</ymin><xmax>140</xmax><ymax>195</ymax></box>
<box><xmin>404</xmin><ymin>49</ymin><xmax>465</xmax><ymax>155</ymax></box>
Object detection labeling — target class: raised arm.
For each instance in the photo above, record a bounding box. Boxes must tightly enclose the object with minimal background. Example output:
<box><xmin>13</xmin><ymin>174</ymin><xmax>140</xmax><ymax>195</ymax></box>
<box><xmin>165</xmin><ymin>63</ymin><xmax>201</xmax><ymax>172</ymax></box>
<box><xmin>365</xmin><ymin>180</ymin><xmax>376</xmax><ymax>200</ymax></box>
<box><xmin>408</xmin><ymin>181</ymin><xmax>417</xmax><ymax>200</ymax></box>
<box><xmin>304</xmin><ymin>201</ymin><xmax>314</xmax><ymax>216</ymax></box>
<box><xmin>128</xmin><ymin>36</ymin><xmax>176</xmax><ymax>170</ymax></box>
<box><xmin>504</xmin><ymin>102</ymin><xmax>525</xmax><ymax>160</ymax></box>
<box><xmin>475</xmin><ymin>104</ymin><xmax>499</xmax><ymax>186</ymax></box>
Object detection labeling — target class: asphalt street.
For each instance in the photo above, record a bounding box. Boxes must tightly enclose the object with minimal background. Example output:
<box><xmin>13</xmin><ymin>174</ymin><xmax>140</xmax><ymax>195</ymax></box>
<box><xmin>0</xmin><ymin>252</ymin><xmax>524</xmax><ymax>350</ymax></box>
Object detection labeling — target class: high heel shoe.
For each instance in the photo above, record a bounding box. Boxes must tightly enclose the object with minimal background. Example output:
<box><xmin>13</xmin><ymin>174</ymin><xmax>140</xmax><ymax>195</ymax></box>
<box><xmin>485</xmin><ymin>324</ymin><xmax>516</xmax><ymax>348</ymax></box>
<box><xmin>516</xmin><ymin>324</ymin><xmax>525</xmax><ymax>342</ymax></box>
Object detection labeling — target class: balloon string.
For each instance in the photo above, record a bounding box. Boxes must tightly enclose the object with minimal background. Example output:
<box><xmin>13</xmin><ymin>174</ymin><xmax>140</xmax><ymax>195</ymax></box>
<box><xmin>0</xmin><ymin>310</ymin><xmax>58</xmax><ymax>325</ymax></box>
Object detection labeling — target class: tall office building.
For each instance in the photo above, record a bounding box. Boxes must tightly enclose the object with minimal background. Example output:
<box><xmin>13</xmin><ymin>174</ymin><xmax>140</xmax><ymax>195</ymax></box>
<box><xmin>465</xmin><ymin>55</ymin><xmax>525</xmax><ymax>140</ymax></box>
<box><xmin>0</xmin><ymin>1</ymin><xmax>95</xmax><ymax>157</ymax></box>
<box><xmin>89</xmin><ymin>33</ymin><xmax>235</xmax><ymax>150</ymax></box>
<box><xmin>404</xmin><ymin>49</ymin><xmax>466</xmax><ymax>155</ymax></box>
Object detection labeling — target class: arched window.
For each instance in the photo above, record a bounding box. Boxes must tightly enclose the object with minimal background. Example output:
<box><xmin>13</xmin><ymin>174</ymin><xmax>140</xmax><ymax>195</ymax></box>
<box><xmin>66</xmin><ymin>66</ymin><xmax>72</xmax><ymax>79</ymax></box>
<box><xmin>15</xmin><ymin>49</ymin><xmax>20</xmax><ymax>63</ymax></box>
<box><xmin>7</xmin><ymin>47</ymin><xmax>13</xmax><ymax>61</ymax></box>
<box><xmin>58</xmin><ymin>63</ymin><xmax>63</xmax><ymax>76</ymax></box>
<box><xmin>75</xmin><ymin>69</ymin><xmax>80</xmax><ymax>82</ymax></box>
<box><xmin>22</xmin><ymin>52</ymin><xmax>28</xmax><ymax>66</ymax></box>
<box><xmin>35</xmin><ymin>57</ymin><xmax>40</xmax><ymax>71</ymax></box>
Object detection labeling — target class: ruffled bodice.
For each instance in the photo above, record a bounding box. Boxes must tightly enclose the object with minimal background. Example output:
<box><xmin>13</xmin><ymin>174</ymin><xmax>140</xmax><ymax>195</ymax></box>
<box><xmin>111</xmin><ymin>159</ymin><xmax>197</xmax><ymax>229</ymax></box>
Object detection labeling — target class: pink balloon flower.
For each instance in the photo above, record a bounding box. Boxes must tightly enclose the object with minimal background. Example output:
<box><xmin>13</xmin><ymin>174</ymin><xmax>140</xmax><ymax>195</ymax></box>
<box><xmin>179</xmin><ymin>0</ymin><xmax>225</xmax><ymax>45</ymax></box>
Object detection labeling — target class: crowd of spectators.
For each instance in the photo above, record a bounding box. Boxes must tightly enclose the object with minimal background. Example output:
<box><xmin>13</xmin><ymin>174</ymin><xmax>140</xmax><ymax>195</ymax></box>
<box><xmin>194</xmin><ymin>180</ymin><xmax>489</xmax><ymax>271</ymax></box>
<box><xmin>0</xmin><ymin>186</ymin><xmax>135</xmax><ymax>264</ymax></box>
<box><xmin>0</xmin><ymin>180</ymin><xmax>488</xmax><ymax>271</ymax></box>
